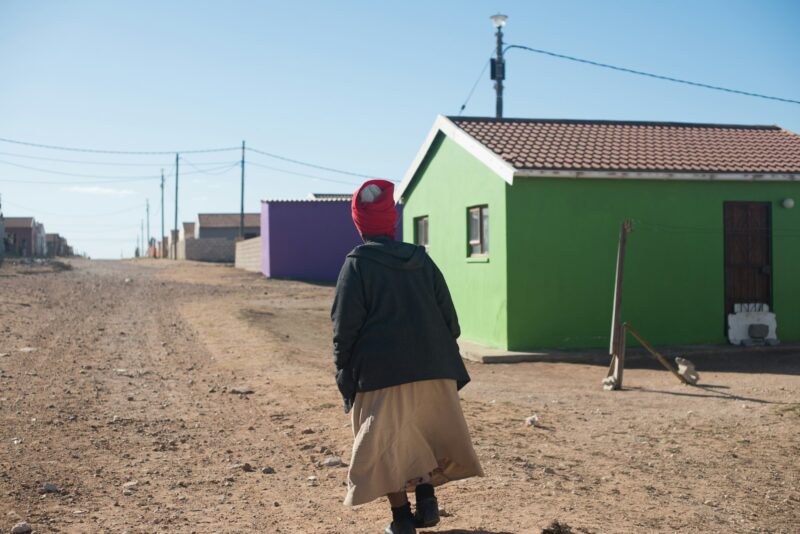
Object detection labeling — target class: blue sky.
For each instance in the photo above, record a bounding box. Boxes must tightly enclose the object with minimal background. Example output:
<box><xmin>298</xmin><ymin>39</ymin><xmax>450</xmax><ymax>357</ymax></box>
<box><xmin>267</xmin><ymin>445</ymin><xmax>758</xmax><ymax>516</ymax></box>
<box><xmin>1</xmin><ymin>0</ymin><xmax>798</xmax><ymax>258</ymax></box>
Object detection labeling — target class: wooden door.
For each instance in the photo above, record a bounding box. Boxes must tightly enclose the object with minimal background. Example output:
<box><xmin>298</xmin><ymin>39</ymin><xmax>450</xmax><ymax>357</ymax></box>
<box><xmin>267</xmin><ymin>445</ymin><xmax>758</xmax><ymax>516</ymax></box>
<box><xmin>723</xmin><ymin>202</ymin><xmax>772</xmax><ymax>315</ymax></box>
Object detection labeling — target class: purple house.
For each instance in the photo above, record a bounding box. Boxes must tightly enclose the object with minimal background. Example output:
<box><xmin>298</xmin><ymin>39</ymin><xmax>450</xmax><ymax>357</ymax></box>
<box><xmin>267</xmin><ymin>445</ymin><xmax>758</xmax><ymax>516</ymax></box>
<box><xmin>260</xmin><ymin>194</ymin><xmax>402</xmax><ymax>282</ymax></box>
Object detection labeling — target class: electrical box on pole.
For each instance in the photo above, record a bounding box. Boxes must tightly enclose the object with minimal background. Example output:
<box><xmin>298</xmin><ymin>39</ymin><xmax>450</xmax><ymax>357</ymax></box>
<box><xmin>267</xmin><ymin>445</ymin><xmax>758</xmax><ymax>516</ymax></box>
<box><xmin>490</xmin><ymin>14</ymin><xmax>508</xmax><ymax>118</ymax></box>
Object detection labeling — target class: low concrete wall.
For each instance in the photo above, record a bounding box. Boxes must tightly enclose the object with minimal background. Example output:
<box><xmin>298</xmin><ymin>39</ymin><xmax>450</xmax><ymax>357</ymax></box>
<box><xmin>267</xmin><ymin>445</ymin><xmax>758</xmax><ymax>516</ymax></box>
<box><xmin>179</xmin><ymin>238</ymin><xmax>235</xmax><ymax>263</ymax></box>
<box><xmin>235</xmin><ymin>237</ymin><xmax>261</xmax><ymax>272</ymax></box>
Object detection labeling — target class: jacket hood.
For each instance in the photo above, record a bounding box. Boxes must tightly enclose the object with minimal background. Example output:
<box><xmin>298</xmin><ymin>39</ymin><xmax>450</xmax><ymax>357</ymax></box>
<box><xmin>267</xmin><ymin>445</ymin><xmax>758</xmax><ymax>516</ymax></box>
<box><xmin>348</xmin><ymin>238</ymin><xmax>426</xmax><ymax>270</ymax></box>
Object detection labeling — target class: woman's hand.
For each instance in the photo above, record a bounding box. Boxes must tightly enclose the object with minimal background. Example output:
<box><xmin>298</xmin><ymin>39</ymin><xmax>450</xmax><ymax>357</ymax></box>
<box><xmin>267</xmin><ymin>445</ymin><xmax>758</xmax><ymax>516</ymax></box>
<box><xmin>335</xmin><ymin>368</ymin><xmax>357</xmax><ymax>413</ymax></box>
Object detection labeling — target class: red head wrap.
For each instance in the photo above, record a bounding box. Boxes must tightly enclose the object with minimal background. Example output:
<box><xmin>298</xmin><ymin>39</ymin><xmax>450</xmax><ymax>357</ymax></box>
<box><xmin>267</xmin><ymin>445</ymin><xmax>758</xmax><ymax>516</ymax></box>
<box><xmin>351</xmin><ymin>179</ymin><xmax>397</xmax><ymax>239</ymax></box>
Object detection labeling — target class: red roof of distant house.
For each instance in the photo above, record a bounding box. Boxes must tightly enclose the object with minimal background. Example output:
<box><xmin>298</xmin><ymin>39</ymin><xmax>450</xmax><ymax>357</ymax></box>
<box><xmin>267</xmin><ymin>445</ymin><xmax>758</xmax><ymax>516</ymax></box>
<box><xmin>4</xmin><ymin>217</ymin><xmax>34</xmax><ymax>228</ymax></box>
<box><xmin>197</xmin><ymin>213</ymin><xmax>260</xmax><ymax>228</ymax></box>
<box><xmin>449</xmin><ymin>117</ymin><xmax>800</xmax><ymax>174</ymax></box>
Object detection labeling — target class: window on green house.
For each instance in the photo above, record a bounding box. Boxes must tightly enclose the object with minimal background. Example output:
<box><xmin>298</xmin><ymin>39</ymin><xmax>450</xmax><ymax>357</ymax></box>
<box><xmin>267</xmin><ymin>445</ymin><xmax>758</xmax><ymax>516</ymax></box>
<box><xmin>414</xmin><ymin>215</ymin><xmax>429</xmax><ymax>251</ymax></box>
<box><xmin>467</xmin><ymin>205</ymin><xmax>489</xmax><ymax>256</ymax></box>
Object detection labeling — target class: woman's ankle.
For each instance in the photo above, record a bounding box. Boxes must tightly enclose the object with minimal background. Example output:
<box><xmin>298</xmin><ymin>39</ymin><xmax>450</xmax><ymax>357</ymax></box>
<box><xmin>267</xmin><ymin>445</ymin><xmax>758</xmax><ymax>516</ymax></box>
<box><xmin>415</xmin><ymin>483</ymin><xmax>435</xmax><ymax>501</ymax></box>
<box><xmin>387</xmin><ymin>491</ymin><xmax>409</xmax><ymax>509</ymax></box>
<box><xmin>390</xmin><ymin>502</ymin><xmax>412</xmax><ymax>523</ymax></box>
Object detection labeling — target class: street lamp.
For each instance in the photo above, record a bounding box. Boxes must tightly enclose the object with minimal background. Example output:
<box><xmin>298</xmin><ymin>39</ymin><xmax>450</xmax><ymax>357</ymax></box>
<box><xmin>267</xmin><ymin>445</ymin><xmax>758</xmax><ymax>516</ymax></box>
<box><xmin>490</xmin><ymin>14</ymin><xmax>507</xmax><ymax>28</ymax></box>
<box><xmin>490</xmin><ymin>14</ymin><xmax>508</xmax><ymax>118</ymax></box>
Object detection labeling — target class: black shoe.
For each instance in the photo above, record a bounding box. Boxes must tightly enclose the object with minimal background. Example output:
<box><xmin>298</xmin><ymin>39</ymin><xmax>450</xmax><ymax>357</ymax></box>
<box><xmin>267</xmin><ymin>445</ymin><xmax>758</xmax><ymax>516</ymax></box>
<box><xmin>384</xmin><ymin>518</ymin><xmax>416</xmax><ymax>534</ymax></box>
<box><xmin>413</xmin><ymin>496</ymin><xmax>440</xmax><ymax>528</ymax></box>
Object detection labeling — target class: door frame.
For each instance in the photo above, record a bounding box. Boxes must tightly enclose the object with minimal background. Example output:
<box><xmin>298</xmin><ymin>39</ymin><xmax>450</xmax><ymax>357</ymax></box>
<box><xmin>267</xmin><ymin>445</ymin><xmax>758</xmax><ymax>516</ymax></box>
<box><xmin>722</xmin><ymin>201</ymin><xmax>773</xmax><ymax>334</ymax></box>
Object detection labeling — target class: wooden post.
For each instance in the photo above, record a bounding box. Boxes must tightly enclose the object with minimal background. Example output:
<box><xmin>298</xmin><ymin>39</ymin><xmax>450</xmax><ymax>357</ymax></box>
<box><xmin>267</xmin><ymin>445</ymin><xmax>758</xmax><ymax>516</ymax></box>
<box><xmin>624</xmin><ymin>323</ymin><xmax>690</xmax><ymax>385</ymax></box>
<box><xmin>606</xmin><ymin>220</ymin><xmax>633</xmax><ymax>390</ymax></box>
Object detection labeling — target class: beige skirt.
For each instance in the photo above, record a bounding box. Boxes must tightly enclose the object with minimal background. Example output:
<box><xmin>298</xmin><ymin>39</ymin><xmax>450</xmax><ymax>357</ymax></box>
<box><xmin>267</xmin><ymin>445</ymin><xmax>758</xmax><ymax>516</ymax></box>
<box><xmin>344</xmin><ymin>378</ymin><xmax>484</xmax><ymax>506</ymax></box>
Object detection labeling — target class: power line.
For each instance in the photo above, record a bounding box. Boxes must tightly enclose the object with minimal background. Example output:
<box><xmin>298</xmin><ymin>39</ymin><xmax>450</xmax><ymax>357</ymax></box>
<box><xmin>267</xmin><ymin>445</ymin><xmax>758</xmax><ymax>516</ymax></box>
<box><xmin>0</xmin><ymin>150</ymin><xmax>233</xmax><ymax>167</ymax></box>
<box><xmin>458</xmin><ymin>51</ymin><xmax>494</xmax><ymax>115</ymax></box>
<box><xmin>0</xmin><ymin>176</ymin><xmax>157</xmax><ymax>185</ymax></box>
<box><xmin>0</xmin><ymin>136</ymin><xmax>240</xmax><ymax>155</ymax></box>
<box><xmin>246</xmin><ymin>146</ymin><xmax>386</xmax><ymax>180</ymax></box>
<box><xmin>74</xmin><ymin>236</ymin><xmax>147</xmax><ymax>242</ymax></box>
<box><xmin>50</xmin><ymin>221</ymin><xmax>148</xmax><ymax>230</ymax></box>
<box><xmin>506</xmin><ymin>44</ymin><xmax>800</xmax><ymax>105</ymax></box>
<box><xmin>246</xmin><ymin>160</ymin><xmax>365</xmax><ymax>186</ymax></box>
<box><xmin>0</xmin><ymin>159</ymin><xmax>163</xmax><ymax>180</ymax></box>
<box><xmin>56</xmin><ymin>226</ymin><xmax>142</xmax><ymax>235</ymax></box>
<box><xmin>0</xmin><ymin>158</ymin><xmax>236</xmax><ymax>180</ymax></box>
<box><xmin>0</xmin><ymin>136</ymin><xmax>391</xmax><ymax>181</ymax></box>
<box><xmin>2</xmin><ymin>199</ymin><xmax>145</xmax><ymax>218</ymax></box>
<box><xmin>635</xmin><ymin>220</ymin><xmax>800</xmax><ymax>237</ymax></box>
<box><xmin>181</xmin><ymin>158</ymin><xmax>241</xmax><ymax>175</ymax></box>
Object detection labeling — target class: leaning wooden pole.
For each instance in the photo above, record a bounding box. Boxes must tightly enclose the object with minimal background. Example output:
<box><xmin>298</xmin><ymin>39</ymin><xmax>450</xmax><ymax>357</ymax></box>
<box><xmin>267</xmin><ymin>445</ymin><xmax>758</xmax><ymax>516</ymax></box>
<box><xmin>624</xmin><ymin>323</ymin><xmax>690</xmax><ymax>385</ymax></box>
<box><xmin>605</xmin><ymin>220</ymin><xmax>633</xmax><ymax>390</ymax></box>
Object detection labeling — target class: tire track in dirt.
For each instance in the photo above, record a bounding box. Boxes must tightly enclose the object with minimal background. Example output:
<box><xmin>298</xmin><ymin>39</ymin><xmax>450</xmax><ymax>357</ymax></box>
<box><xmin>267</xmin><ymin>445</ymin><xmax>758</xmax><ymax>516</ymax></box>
<box><xmin>2</xmin><ymin>259</ymin><xmax>798</xmax><ymax>533</ymax></box>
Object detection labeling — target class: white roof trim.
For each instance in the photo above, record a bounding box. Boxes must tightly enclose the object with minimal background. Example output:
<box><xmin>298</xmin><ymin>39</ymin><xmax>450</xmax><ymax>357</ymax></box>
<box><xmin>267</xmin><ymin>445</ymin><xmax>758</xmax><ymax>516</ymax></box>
<box><xmin>395</xmin><ymin>114</ymin><xmax>516</xmax><ymax>202</ymax></box>
<box><xmin>515</xmin><ymin>169</ymin><xmax>800</xmax><ymax>181</ymax></box>
<box><xmin>396</xmin><ymin>116</ymin><xmax>800</xmax><ymax>202</ymax></box>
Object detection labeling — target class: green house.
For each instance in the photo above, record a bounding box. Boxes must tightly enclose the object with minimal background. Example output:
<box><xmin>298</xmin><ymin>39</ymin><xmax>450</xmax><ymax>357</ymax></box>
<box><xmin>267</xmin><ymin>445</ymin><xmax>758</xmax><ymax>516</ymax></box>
<box><xmin>396</xmin><ymin>115</ymin><xmax>800</xmax><ymax>351</ymax></box>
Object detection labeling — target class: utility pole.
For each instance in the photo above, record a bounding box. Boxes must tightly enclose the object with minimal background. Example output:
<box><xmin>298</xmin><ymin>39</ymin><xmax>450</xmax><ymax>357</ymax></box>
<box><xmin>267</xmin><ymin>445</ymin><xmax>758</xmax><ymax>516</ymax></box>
<box><xmin>160</xmin><ymin>169</ymin><xmax>165</xmax><ymax>259</ymax></box>
<box><xmin>146</xmin><ymin>198</ymin><xmax>150</xmax><ymax>257</ymax></box>
<box><xmin>605</xmin><ymin>220</ymin><xmax>633</xmax><ymax>390</ymax></box>
<box><xmin>239</xmin><ymin>140</ymin><xmax>245</xmax><ymax>239</ymax></box>
<box><xmin>490</xmin><ymin>14</ymin><xmax>508</xmax><ymax>119</ymax></box>
<box><xmin>0</xmin><ymin>193</ymin><xmax>4</xmax><ymax>265</ymax></box>
<box><xmin>173</xmin><ymin>153</ymin><xmax>179</xmax><ymax>260</ymax></box>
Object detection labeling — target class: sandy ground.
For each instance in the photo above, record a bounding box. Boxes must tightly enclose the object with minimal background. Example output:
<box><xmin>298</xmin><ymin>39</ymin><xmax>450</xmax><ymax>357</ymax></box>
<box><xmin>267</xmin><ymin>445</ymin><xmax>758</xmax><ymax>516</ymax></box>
<box><xmin>1</xmin><ymin>258</ymin><xmax>798</xmax><ymax>534</ymax></box>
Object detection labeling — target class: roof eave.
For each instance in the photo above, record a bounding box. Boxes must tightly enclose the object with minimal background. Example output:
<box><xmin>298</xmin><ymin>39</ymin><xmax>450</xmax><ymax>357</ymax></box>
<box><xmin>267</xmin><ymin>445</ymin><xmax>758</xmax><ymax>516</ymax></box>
<box><xmin>514</xmin><ymin>169</ymin><xmax>800</xmax><ymax>181</ymax></box>
<box><xmin>395</xmin><ymin>114</ymin><xmax>516</xmax><ymax>203</ymax></box>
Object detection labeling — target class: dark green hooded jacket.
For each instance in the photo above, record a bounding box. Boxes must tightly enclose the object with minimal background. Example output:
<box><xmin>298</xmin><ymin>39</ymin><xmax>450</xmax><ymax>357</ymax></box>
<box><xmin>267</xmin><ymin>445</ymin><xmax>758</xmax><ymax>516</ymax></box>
<box><xmin>331</xmin><ymin>236</ymin><xmax>470</xmax><ymax>412</ymax></box>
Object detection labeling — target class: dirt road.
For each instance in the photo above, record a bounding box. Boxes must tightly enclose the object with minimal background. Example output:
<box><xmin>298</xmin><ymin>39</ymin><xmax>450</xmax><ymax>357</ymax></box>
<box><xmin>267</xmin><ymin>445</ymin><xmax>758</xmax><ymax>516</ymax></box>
<box><xmin>1</xmin><ymin>259</ymin><xmax>798</xmax><ymax>533</ymax></box>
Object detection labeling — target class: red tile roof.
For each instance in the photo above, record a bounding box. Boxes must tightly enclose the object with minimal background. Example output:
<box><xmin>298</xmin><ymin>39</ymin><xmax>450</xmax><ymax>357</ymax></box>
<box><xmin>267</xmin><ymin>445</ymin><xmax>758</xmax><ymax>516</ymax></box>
<box><xmin>449</xmin><ymin>117</ymin><xmax>800</xmax><ymax>174</ymax></box>
<box><xmin>197</xmin><ymin>213</ymin><xmax>260</xmax><ymax>228</ymax></box>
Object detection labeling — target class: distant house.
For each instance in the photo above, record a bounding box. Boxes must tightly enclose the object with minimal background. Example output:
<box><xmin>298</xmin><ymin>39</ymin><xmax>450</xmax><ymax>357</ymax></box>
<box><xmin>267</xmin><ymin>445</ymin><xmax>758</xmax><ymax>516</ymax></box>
<box><xmin>175</xmin><ymin>213</ymin><xmax>259</xmax><ymax>263</ymax></box>
<box><xmin>0</xmin><ymin>209</ymin><xmax>5</xmax><ymax>262</ymax></box>
<box><xmin>4</xmin><ymin>217</ymin><xmax>42</xmax><ymax>257</ymax></box>
<box><xmin>46</xmin><ymin>233</ymin><xmax>61</xmax><ymax>257</ymax></box>
<box><xmin>258</xmin><ymin>195</ymin><xmax>401</xmax><ymax>282</ymax></box>
<box><xmin>196</xmin><ymin>213</ymin><xmax>260</xmax><ymax>240</ymax></box>
<box><xmin>45</xmin><ymin>234</ymin><xmax>71</xmax><ymax>257</ymax></box>
<box><xmin>397</xmin><ymin>115</ymin><xmax>800</xmax><ymax>350</ymax></box>
<box><xmin>34</xmin><ymin>222</ymin><xmax>46</xmax><ymax>256</ymax></box>
<box><xmin>182</xmin><ymin>222</ymin><xmax>196</xmax><ymax>240</ymax></box>
<box><xmin>168</xmin><ymin>230</ymin><xmax>179</xmax><ymax>259</ymax></box>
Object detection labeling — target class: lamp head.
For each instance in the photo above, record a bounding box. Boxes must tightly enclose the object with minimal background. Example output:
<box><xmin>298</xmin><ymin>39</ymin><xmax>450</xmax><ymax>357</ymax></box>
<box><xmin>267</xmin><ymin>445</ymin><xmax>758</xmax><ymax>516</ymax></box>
<box><xmin>490</xmin><ymin>13</ymin><xmax>508</xmax><ymax>29</ymax></box>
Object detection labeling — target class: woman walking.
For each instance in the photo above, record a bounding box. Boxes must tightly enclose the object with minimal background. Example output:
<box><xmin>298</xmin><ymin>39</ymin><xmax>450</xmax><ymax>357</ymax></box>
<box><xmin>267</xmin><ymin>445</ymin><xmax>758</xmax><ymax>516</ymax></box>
<box><xmin>332</xmin><ymin>179</ymin><xmax>484</xmax><ymax>534</ymax></box>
